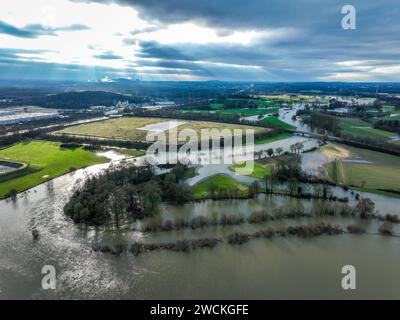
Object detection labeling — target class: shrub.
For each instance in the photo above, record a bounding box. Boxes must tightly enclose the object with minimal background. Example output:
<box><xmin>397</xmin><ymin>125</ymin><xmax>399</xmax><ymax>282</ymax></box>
<box><xmin>227</xmin><ymin>232</ymin><xmax>251</xmax><ymax>245</ymax></box>
<box><xmin>347</xmin><ymin>224</ymin><xmax>366</xmax><ymax>234</ymax></box>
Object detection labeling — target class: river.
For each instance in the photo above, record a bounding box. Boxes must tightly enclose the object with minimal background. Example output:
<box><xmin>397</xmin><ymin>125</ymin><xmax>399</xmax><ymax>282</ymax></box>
<box><xmin>1</xmin><ymin>110</ymin><xmax>400</xmax><ymax>299</ymax></box>
<box><xmin>1</xmin><ymin>146</ymin><xmax>400</xmax><ymax>299</ymax></box>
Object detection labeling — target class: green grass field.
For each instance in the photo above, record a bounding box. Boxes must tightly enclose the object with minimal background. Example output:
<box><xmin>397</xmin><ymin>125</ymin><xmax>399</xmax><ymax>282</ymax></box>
<box><xmin>327</xmin><ymin>161</ymin><xmax>400</xmax><ymax>197</ymax></box>
<box><xmin>192</xmin><ymin>174</ymin><xmax>247</xmax><ymax>198</ymax></box>
<box><xmin>229</xmin><ymin>161</ymin><xmax>274</xmax><ymax>179</ymax></box>
<box><xmin>326</xmin><ymin>144</ymin><xmax>400</xmax><ymax>197</ymax></box>
<box><xmin>339</xmin><ymin>117</ymin><xmax>394</xmax><ymax>139</ymax></box>
<box><xmin>0</xmin><ymin>140</ymin><xmax>107</xmax><ymax>198</ymax></box>
<box><xmin>210</xmin><ymin>103</ymin><xmax>224</xmax><ymax>110</ymax></box>
<box><xmin>182</xmin><ymin>167</ymin><xmax>197</xmax><ymax>180</ymax></box>
<box><xmin>262</xmin><ymin>117</ymin><xmax>296</xmax><ymax>130</ymax></box>
<box><xmin>254</xmin><ymin>132</ymin><xmax>292</xmax><ymax>145</ymax></box>
<box><xmin>225</xmin><ymin>98</ymin><xmax>276</xmax><ymax>108</ymax></box>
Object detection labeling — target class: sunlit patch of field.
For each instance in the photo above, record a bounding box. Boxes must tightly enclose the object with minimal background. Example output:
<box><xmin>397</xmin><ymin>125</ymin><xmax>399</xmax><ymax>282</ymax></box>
<box><xmin>0</xmin><ymin>140</ymin><xmax>107</xmax><ymax>198</ymax></box>
<box><xmin>229</xmin><ymin>160</ymin><xmax>274</xmax><ymax>179</ymax></box>
<box><xmin>192</xmin><ymin>174</ymin><xmax>248</xmax><ymax>198</ymax></box>
<box><xmin>325</xmin><ymin>143</ymin><xmax>400</xmax><ymax>197</ymax></box>
<box><xmin>261</xmin><ymin>117</ymin><xmax>296</xmax><ymax>130</ymax></box>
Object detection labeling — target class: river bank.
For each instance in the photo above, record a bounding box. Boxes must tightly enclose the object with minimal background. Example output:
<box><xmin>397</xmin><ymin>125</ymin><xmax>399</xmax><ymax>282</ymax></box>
<box><xmin>1</xmin><ymin>106</ymin><xmax>400</xmax><ymax>299</ymax></box>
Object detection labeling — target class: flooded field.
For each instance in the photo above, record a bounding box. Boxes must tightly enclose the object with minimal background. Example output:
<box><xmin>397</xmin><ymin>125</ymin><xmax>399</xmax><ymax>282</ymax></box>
<box><xmin>1</xmin><ymin>107</ymin><xmax>400</xmax><ymax>299</ymax></box>
<box><xmin>1</xmin><ymin>146</ymin><xmax>400</xmax><ymax>299</ymax></box>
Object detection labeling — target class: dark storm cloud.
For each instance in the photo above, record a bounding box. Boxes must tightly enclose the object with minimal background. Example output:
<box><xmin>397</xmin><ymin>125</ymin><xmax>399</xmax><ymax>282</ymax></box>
<box><xmin>72</xmin><ymin>0</ymin><xmax>400</xmax><ymax>80</ymax></box>
<box><xmin>0</xmin><ymin>20</ymin><xmax>90</xmax><ymax>38</ymax></box>
<box><xmin>8</xmin><ymin>0</ymin><xmax>400</xmax><ymax>81</ymax></box>
<box><xmin>75</xmin><ymin>0</ymin><xmax>399</xmax><ymax>33</ymax></box>
<box><xmin>136</xmin><ymin>41</ymin><xmax>194</xmax><ymax>61</ymax></box>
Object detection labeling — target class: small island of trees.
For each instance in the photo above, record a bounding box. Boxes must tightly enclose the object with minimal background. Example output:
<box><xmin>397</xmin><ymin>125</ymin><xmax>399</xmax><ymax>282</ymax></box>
<box><xmin>64</xmin><ymin>162</ymin><xmax>193</xmax><ymax>227</ymax></box>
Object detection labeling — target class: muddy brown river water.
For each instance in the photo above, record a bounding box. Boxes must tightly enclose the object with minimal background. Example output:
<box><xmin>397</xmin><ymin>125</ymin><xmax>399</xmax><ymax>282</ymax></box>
<box><xmin>1</xmin><ymin>113</ymin><xmax>400</xmax><ymax>299</ymax></box>
<box><xmin>1</xmin><ymin>153</ymin><xmax>400</xmax><ymax>299</ymax></box>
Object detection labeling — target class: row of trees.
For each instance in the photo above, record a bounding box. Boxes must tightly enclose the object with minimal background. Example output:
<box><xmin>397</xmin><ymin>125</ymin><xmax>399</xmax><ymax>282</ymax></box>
<box><xmin>254</xmin><ymin>143</ymin><xmax>304</xmax><ymax>161</ymax></box>
<box><xmin>308</xmin><ymin>113</ymin><xmax>340</xmax><ymax>134</ymax></box>
<box><xmin>375</xmin><ymin>119</ymin><xmax>400</xmax><ymax>134</ymax></box>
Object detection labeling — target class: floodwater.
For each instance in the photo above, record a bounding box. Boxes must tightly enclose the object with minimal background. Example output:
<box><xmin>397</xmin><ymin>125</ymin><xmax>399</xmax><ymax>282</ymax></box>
<box><xmin>1</xmin><ymin>148</ymin><xmax>400</xmax><ymax>299</ymax></box>
<box><xmin>0</xmin><ymin>161</ymin><xmax>22</xmax><ymax>174</ymax></box>
<box><xmin>185</xmin><ymin>135</ymin><xmax>319</xmax><ymax>186</ymax></box>
<box><xmin>278</xmin><ymin>104</ymin><xmax>309</xmax><ymax>132</ymax></box>
<box><xmin>0</xmin><ymin>164</ymin><xmax>14</xmax><ymax>174</ymax></box>
<box><xmin>1</xmin><ymin>110</ymin><xmax>400</xmax><ymax>299</ymax></box>
<box><xmin>137</xmin><ymin>120</ymin><xmax>186</xmax><ymax>133</ymax></box>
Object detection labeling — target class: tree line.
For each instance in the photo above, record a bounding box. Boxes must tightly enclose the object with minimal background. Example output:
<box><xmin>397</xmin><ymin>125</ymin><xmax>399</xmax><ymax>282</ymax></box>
<box><xmin>375</xmin><ymin>119</ymin><xmax>400</xmax><ymax>134</ymax></box>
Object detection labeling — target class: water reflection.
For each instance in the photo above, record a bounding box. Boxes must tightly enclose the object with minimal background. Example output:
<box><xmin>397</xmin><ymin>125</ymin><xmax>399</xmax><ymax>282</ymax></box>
<box><xmin>1</xmin><ymin>119</ymin><xmax>400</xmax><ymax>298</ymax></box>
<box><xmin>1</xmin><ymin>160</ymin><xmax>400</xmax><ymax>299</ymax></box>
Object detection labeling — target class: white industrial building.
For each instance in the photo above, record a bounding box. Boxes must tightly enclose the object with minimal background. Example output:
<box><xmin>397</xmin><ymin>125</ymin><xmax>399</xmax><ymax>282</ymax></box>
<box><xmin>0</xmin><ymin>110</ymin><xmax>16</xmax><ymax>116</ymax></box>
<box><xmin>104</xmin><ymin>110</ymin><xmax>119</xmax><ymax>116</ymax></box>
<box><xmin>0</xmin><ymin>112</ymin><xmax>60</xmax><ymax>125</ymax></box>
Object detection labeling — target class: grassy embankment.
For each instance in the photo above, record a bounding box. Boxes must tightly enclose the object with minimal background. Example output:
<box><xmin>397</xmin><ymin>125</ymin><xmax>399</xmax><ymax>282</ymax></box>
<box><xmin>192</xmin><ymin>174</ymin><xmax>248</xmax><ymax>199</ymax></box>
<box><xmin>0</xmin><ymin>140</ymin><xmax>107</xmax><ymax>198</ymax></box>
<box><xmin>261</xmin><ymin>117</ymin><xmax>296</xmax><ymax>130</ymax></box>
<box><xmin>324</xmin><ymin>143</ymin><xmax>400</xmax><ymax>198</ymax></box>
<box><xmin>229</xmin><ymin>160</ymin><xmax>275</xmax><ymax>179</ymax></box>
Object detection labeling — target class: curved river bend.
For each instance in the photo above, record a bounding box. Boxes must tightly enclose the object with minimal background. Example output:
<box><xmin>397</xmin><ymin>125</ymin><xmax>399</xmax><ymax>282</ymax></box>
<box><xmin>1</xmin><ymin>111</ymin><xmax>400</xmax><ymax>299</ymax></box>
<box><xmin>1</xmin><ymin>147</ymin><xmax>400</xmax><ymax>299</ymax></box>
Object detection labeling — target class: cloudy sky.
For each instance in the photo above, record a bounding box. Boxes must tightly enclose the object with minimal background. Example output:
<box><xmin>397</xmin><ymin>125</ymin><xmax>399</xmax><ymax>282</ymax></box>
<box><xmin>0</xmin><ymin>0</ymin><xmax>399</xmax><ymax>82</ymax></box>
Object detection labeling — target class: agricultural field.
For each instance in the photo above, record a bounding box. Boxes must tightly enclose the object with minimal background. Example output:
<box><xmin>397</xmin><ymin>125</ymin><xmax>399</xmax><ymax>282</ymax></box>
<box><xmin>192</xmin><ymin>174</ymin><xmax>247</xmax><ymax>198</ymax></box>
<box><xmin>338</xmin><ymin>117</ymin><xmax>395</xmax><ymax>139</ymax></box>
<box><xmin>210</xmin><ymin>103</ymin><xmax>224</xmax><ymax>109</ymax></box>
<box><xmin>261</xmin><ymin>117</ymin><xmax>296</xmax><ymax>130</ymax></box>
<box><xmin>183</xmin><ymin>97</ymin><xmax>281</xmax><ymax>116</ymax></box>
<box><xmin>325</xmin><ymin>143</ymin><xmax>400</xmax><ymax>197</ymax></box>
<box><xmin>0</xmin><ymin>140</ymin><xmax>107</xmax><ymax>198</ymax></box>
<box><xmin>55</xmin><ymin>117</ymin><xmax>264</xmax><ymax>142</ymax></box>
<box><xmin>254</xmin><ymin>132</ymin><xmax>292</xmax><ymax>145</ymax></box>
